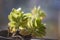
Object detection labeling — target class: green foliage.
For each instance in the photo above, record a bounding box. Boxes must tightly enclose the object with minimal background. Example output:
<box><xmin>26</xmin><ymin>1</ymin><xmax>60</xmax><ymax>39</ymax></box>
<box><xmin>8</xmin><ymin>7</ymin><xmax>46</xmax><ymax>37</ymax></box>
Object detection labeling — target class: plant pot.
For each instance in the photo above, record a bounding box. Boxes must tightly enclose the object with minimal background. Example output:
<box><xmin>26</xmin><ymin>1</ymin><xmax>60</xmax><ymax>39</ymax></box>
<box><xmin>0</xmin><ymin>30</ymin><xmax>11</xmax><ymax>40</ymax></box>
<box><xmin>0</xmin><ymin>30</ymin><xmax>24</xmax><ymax>40</ymax></box>
<box><xmin>0</xmin><ymin>30</ymin><xmax>32</xmax><ymax>40</ymax></box>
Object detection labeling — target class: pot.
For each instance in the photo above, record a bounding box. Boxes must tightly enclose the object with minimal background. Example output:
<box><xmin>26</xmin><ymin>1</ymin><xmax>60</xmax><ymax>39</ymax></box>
<box><xmin>0</xmin><ymin>30</ymin><xmax>32</xmax><ymax>40</ymax></box>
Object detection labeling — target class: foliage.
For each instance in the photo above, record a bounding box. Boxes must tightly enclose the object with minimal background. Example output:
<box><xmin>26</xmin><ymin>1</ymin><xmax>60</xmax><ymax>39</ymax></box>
<box><xmin>8</xmin><ymin>6</ymin><xmax>46</xmax><ymax>37</ymax></box>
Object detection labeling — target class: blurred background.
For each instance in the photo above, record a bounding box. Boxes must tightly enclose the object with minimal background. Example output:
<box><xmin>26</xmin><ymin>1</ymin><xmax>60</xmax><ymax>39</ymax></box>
<box><xmin>0</xmin><ymin>0</ymin><xmax>60</xmax><ymax>40</ymax></box>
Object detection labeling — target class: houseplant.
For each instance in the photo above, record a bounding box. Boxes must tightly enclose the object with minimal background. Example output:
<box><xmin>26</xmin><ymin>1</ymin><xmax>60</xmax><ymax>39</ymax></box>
<box><xmin>8</xmin><ymin>6</ymin><xmax>46</xmax><ymax>40</ymax></box>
